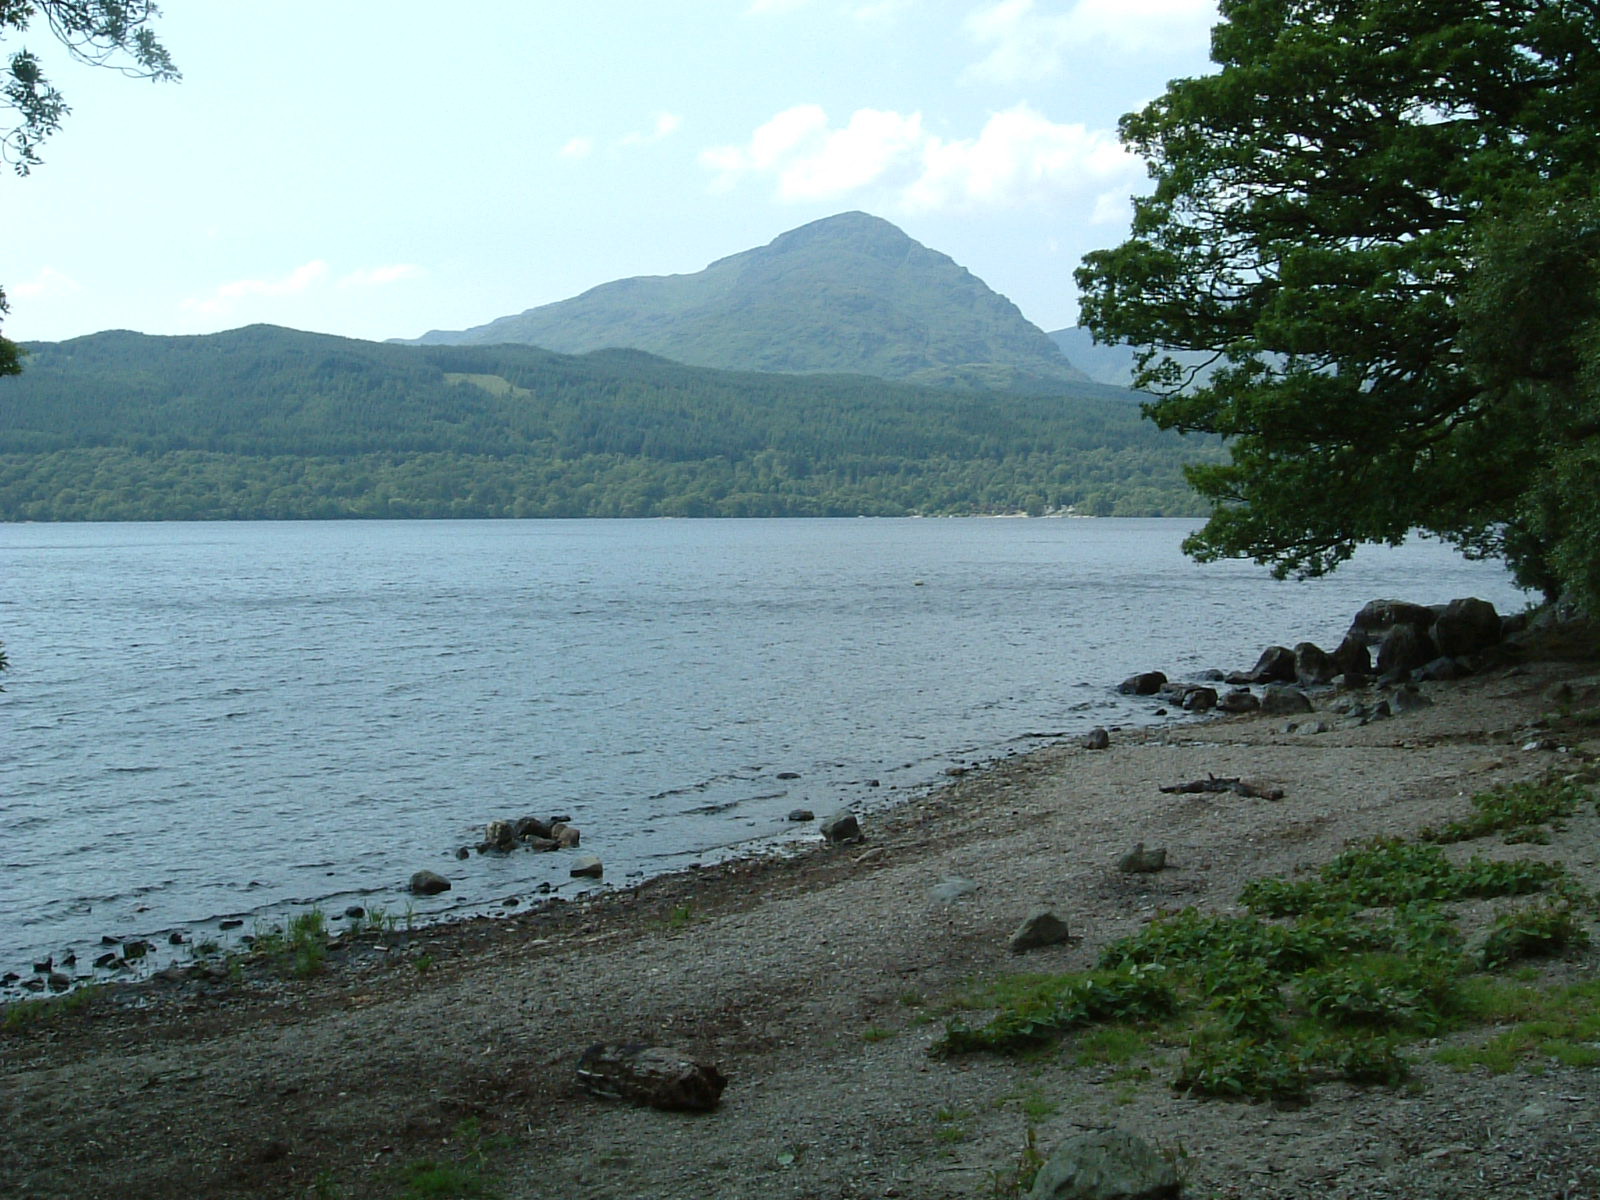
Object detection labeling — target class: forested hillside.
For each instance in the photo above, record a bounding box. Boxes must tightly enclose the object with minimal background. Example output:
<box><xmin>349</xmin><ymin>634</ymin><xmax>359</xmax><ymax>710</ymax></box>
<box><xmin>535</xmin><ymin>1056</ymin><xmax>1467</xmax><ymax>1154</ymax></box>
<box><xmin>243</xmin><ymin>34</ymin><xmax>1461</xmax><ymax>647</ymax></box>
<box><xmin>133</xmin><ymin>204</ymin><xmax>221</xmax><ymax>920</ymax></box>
<box><xmin>0</xmin><ymin>325</ymin><xmax>1219</xmax><ymax>521</ymax></box>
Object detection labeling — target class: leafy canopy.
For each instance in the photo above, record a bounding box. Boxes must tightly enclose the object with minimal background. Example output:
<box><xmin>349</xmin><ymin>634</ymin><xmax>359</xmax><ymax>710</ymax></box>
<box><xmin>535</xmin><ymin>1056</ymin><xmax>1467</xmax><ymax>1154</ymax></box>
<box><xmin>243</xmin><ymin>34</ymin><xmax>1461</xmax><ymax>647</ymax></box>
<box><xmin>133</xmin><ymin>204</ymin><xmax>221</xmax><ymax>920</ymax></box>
<box><xmin>1077</xmin><ymin>0</ymin><xmax>1600</xmax><ymax>603</ymax></box>
<box><xmin>1</xmin><ymin>2</ymin><xmax>177</xmax><ymax>376</ymax></box>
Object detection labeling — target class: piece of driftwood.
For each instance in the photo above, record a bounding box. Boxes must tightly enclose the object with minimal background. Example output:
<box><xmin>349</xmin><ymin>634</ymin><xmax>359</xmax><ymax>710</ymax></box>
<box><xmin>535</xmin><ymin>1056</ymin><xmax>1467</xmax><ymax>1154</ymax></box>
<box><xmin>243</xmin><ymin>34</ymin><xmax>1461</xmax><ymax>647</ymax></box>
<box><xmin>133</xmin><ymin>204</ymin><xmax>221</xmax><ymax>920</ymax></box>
<box><xmin>575</xmin><ymin>1043</ymin><xmax>727</xmax><ymax>1111</ymax></box>
<box><xmin>1159</xmin><ymin>774</ymin><xmax>1285</xmax><ymax>801</ymax></box>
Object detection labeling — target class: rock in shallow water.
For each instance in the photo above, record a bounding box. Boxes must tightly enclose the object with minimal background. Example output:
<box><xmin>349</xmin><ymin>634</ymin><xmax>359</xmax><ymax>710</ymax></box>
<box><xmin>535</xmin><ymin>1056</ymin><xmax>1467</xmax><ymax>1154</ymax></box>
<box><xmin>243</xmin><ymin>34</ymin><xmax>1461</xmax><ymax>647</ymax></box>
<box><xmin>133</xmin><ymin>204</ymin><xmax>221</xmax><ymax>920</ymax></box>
<box><xmin>409</xmin><ymin>870</ymin><xmax>451</xmax><ymax>896</ymax></box>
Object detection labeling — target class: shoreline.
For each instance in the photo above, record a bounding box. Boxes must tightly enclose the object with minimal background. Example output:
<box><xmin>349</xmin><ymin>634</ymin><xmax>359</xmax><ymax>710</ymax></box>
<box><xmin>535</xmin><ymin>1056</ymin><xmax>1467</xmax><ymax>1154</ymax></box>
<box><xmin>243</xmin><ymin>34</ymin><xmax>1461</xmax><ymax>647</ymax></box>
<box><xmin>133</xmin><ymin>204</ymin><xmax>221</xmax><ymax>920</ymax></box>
<box><xmin>6</xmin><ymin>624</ymin><xmax>1600</xmax><ymax>1199</ymax></box>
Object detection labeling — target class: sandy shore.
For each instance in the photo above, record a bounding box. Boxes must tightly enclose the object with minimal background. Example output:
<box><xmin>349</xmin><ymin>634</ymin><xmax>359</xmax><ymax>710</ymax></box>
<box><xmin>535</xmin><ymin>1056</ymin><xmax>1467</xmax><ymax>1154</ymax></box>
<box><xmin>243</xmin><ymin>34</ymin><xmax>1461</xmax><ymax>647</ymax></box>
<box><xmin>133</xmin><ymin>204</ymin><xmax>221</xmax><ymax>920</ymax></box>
<box><xmin>4</xmin><ymin>629</ymin><xmax>1600</xmax><ymax>1200</ymax></box>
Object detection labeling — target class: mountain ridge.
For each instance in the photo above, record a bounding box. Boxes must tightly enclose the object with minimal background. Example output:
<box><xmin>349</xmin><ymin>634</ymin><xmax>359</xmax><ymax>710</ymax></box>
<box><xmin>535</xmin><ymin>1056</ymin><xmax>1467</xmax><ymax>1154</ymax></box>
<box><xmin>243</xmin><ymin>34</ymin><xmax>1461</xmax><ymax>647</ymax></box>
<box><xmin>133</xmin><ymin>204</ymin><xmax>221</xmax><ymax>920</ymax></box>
<box><xmin>402</xmin><ymin>212</ymin><xmax>1087</xmax><ymax>391</ymax></box>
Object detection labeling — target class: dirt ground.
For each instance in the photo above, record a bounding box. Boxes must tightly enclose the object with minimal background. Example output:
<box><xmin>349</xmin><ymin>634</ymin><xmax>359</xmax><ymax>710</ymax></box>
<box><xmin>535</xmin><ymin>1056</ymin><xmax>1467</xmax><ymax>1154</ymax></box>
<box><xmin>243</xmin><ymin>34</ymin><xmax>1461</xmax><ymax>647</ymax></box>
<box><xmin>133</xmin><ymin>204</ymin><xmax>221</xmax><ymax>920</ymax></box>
<box><xmin>5</xmin><ymin>632</ymin><xmax>1600</xmax><ymax>1200</ymax></box>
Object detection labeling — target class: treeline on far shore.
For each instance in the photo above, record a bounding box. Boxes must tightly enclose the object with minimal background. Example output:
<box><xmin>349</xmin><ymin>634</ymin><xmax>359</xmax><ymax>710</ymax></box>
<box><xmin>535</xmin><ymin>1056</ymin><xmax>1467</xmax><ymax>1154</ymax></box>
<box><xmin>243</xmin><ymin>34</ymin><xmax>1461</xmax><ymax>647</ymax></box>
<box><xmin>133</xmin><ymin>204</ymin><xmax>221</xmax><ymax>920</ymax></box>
<box><xmin>0</xmin><ymin>324</ymin><xmax>1219</xmax><ymax>521</ymax></box>
<box><xmin>0</xmin><ymin>446</ymin><xmax>1207</xmax><ymax>521</ymax></box>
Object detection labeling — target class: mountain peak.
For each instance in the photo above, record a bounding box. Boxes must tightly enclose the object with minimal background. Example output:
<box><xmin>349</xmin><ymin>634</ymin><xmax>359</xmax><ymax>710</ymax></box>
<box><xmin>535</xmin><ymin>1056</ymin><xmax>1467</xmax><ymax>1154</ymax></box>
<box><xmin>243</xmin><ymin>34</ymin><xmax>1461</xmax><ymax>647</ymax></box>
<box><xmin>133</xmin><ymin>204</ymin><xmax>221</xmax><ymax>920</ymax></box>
<box><xmin>404</xmin><ymin>213</ymin><xmax>1083</xmax><ymax>389</ymax></box>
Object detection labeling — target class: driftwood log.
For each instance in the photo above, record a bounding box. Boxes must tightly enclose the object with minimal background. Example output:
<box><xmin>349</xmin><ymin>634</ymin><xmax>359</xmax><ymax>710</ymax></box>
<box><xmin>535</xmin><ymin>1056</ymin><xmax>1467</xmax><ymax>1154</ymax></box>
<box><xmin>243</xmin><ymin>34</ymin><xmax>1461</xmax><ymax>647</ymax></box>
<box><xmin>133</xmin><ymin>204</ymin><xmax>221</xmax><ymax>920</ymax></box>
<box><xmin>1159</xmin><ymin>775</ymin><xmax>1285</xmax><ymax>801</ymax></box>
<box><xmin>575</xmin><ymin>1043</ymin><xmax>727</xmax><ymax>1111</ymax></box>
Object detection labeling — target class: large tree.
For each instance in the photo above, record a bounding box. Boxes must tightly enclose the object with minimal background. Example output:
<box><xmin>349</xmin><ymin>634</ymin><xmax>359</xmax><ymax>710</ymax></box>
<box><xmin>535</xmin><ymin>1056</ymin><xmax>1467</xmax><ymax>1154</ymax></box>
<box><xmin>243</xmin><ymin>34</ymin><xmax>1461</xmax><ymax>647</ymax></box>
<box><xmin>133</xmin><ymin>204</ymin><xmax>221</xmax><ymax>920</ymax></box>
<box><xmin>1077</xmin><ymin>0</ymin><xmax>1600</xmax><ymax>602</ymax></box>
<box><xmin>2</xmin><ymin>1</ymin><xmax>177</xmax><ymax>374</ymax></box>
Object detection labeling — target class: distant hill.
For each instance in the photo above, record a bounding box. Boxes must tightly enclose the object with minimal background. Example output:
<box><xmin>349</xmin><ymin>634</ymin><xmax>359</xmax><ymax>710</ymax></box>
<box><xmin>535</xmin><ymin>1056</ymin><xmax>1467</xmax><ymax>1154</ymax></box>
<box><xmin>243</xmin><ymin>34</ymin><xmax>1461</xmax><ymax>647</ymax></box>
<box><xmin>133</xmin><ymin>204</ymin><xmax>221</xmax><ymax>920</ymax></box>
<box><xmin>0</xmin><ymin>324</ymin><xmax>1220</xmax><ymax>521</ymax></box>
<box><xmin>403</xmin><ymin>212</ymin><xmax>1088</xmax><ymax>393</ymax></box>
<box><xmin>1048</xmin><ymin>327</ymin><xmax>1224</xmax><ymax>390</ymax></box>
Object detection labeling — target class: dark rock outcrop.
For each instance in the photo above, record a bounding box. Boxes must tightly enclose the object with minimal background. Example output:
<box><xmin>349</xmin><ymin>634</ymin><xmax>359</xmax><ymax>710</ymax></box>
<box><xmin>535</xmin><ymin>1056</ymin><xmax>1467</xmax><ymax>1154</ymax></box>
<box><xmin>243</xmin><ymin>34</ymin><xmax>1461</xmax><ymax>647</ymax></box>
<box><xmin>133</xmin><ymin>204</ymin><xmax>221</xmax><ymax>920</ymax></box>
<box><xmin>575</xmin><ymin>1043</ymin><xmax>727</xmax><ymax>1111</ymax></box>
<box><xmin>1349</xmin><ymin>598</ymin><xmax>1438</xmax><ymax>643</ymax></box>
<box><xmin>1377</xmin><ymin>623</ymin><xmax>1437</xmax><ymax>677</ymax></box>
<box><xmin>1293</xmin><ymin>641</ymin><xmax>1338</xmax><ymax>686</ymax></box>
<box><xmin>1433</xmin><ymin>597</ymin><xmax>1502</xmax><ymax>657</ymax></box>
<box><xmin>1247</xmin><ymin>645</ymin><xmax>1298</xmax><ymax>684</ymax></box>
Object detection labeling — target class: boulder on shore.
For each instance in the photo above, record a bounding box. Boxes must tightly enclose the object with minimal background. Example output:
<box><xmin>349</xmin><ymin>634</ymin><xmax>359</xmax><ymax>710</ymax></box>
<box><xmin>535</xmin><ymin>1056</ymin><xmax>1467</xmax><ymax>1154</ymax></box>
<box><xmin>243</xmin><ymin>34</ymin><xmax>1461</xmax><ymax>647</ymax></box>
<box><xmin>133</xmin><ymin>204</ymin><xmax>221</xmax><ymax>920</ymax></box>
<box><xmin>1247</xmin><ymin>645</ymin><xmax>1297</xmax><ymax>684</ymax></box>
<box><xmin>1433</xmin><ymin>597</ymin><xmax>1503</xmax><ymax>657</ymax></box>
<box><xmin>1377</xmin><ymin>623</ymin><xmax>1437</xmax><ymax>677</ymax></box>
<box><xmin>820</xmin><ymin>811</ymin><xmax>862</xmax><ymax>843</ymax></box>
<box><xmin>575</xmin><ymin>1043</ymin><xmax>727</xmax><ymax>1111</ymax></box>
<box><xmin>1349</xmin><ymin>598</ymin><xmax>1439</xmax><ymax>644</ymax></box>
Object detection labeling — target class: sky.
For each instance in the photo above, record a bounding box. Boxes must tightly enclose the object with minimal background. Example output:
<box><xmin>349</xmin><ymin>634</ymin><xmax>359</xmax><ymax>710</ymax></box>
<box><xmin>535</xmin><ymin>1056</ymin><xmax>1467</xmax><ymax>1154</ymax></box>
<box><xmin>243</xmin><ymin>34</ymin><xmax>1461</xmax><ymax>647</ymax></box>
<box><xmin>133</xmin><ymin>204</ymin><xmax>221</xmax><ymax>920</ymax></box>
<box><xmin>3</xmin><ymin>0</ymin><xmax>1219</xmax><ymax>346</ymax></box>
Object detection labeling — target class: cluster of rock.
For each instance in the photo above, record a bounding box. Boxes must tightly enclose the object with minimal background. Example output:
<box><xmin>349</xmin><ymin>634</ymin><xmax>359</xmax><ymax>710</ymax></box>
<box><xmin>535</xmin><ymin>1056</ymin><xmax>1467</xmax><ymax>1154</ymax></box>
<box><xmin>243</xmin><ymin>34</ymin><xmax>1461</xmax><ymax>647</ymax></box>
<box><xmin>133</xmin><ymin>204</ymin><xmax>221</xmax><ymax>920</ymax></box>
<box><xmin>470</xmin><ymin>814</ymin><xmax>582</xmax><ymax>855</ymax></box>
<box><xmin>1118</xmin><ymin>596</ymin><xmax>1513</xmax><ymax>722</ymax></box>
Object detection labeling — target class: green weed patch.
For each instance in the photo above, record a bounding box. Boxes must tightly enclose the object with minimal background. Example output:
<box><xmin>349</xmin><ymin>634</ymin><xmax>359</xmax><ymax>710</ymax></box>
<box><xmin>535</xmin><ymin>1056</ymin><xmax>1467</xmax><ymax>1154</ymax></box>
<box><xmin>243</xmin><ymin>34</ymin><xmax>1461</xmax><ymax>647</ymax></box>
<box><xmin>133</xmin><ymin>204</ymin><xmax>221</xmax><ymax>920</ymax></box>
<box><xmin>1421</xmin><ymin>779</ymin><xmax>1590</xmax><ymax>845</ymax></box>
<box><xmin>933</xmin><ymin>808</ymin><xmax>1595</xmax><ymax>1100</ymax></box>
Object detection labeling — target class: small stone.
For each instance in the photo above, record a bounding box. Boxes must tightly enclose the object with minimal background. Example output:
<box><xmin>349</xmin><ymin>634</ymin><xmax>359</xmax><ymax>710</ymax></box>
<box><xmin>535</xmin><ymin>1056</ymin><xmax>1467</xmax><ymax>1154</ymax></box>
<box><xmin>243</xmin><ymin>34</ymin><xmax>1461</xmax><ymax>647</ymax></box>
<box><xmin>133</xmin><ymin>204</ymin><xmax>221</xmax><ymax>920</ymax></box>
<box><xmin>47</xmin><ymin>972</ymin><xmax>71</xmax><ymax>993</ymax></box>
<box><xmin>409</xmin><ymin>870</ymin><xmax>452</xmax><ymax>896</ymax></box>
<box><xmin>122</xmin><ymin>940</ymin><xmax>150</xmax><ymax>959</ymax></box>
<box><xmin>219</xmin><ymin>919</ymin><xmax>244</xmax><ymax>930</ymax></box>
<box><xmin>553</xmin><ymin>824</ymin><xmax>582</xmax><ymax>849</ymax></box>
<box><xmin>1083</xmin><ymin>727</ymin><xmax>1111</xmax><ymax>751</ymax></box>
<box><xmin>775</xmin><ymin>771</ymin><xmax>801</xmax><ymax>780</ymax></box>
<box><xmin>787</xmin><ymin>808</ymin><xmax>815</xmax><ymax>822</ymax></box>
<box><xmin>1009</xmin><ymin>909</ymin><xmax>1071</xmax><ymax>953</ymax></box>
<box><xmin>93</xmin><ymin>952</ymin><xmax>121</xmax><ymax>969</ymax></box>
<box><xmin>929</xmin><ymin>876</ymin><xmax>978</xmax><ymax>903</ymax></box>
<box><xmin>502</xmin><ymin>896</ymin><xmax>520</xmax><ymax>907</ymax></box>
<box><xmin>1117</xmin><ymin>843</ymin><xmax>1167</xmax><ymax>874</ymax></box>
<box><xmin>455</xmin><ymin>846</ymin><xmax>471</xmax><ymax>860</ymax></box>
<box><xmin>344</xmin><ymin>905</ymin><xmax>366</xmax><ymax>919</ymax></box>
<box><xmin>570</xmin><ymin>855</ymin><xmax>604</xmax><ymax>878</ymax></box>
<box><xmin>167</xmin><ymin>931</ymin><xmax>188</xmax><ymax>945</ymax></box>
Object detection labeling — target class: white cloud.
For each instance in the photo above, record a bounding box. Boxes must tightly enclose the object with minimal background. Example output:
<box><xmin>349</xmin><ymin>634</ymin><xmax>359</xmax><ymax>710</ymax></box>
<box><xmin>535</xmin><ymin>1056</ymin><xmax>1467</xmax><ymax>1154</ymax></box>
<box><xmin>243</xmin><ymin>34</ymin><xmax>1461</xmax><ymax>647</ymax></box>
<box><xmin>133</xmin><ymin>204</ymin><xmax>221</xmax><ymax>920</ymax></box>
<box><xmin>10</xmin><ymin>266</ymin><xmax>82</xmax><ymax>300</ymax></box>
<box><xmin>559</xmin><ymin>136</ymin><xmax>595</xmax><ymax>159</ymax></box>
<box><xmin>700</xmin><ymin>102</ymin><xmax>1141</xmax><ymax>217</ymax></box>
<box><xmin>620</xmin><ymin>111</ymin><xmax>683</xmax><ymax>147</ymax></box>
<box><xmin>338</xmin><ymin>264</ymin><xmax>426</xmax><ymax>289</ymax></box>
<box><xmin>964</xmin><ymin>0</ymin><xmax>1217</xmax><ymax>82</ymax></box>
<box><xmin>182</xmin><ymin>261</ymin><xmax>331</xmax><ymax>315</ymax></box>
<box><xmin>181</xmin><ymin>260</ymin><xmax>421</xmax><ymax>316</ymax></box>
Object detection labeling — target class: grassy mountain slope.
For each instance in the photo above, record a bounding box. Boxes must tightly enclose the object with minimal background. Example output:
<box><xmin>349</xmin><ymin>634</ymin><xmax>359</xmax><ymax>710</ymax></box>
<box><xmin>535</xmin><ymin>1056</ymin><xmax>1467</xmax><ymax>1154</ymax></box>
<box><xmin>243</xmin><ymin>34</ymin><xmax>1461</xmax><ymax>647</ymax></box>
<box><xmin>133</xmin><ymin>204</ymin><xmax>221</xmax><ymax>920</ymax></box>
<box><xmin>0</xmin><ymin>324</ymin><xmax>1220</xmax><ymax>521</ymax></box>
<box><xmin>406</xmin><ymin>212</ymin><xmax>1087</xmax><ymax>391</ymax></box>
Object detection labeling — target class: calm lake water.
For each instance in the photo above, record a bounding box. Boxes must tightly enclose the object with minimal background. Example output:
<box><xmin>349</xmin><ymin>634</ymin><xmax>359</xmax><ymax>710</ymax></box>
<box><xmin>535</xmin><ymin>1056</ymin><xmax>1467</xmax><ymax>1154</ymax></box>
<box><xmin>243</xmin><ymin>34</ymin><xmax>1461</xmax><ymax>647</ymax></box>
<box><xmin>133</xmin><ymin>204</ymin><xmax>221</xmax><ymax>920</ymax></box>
<box><xmin>0</xmin><ymin>518</ymin><xmax>1528</xmax><ymax>985</ymax></box>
